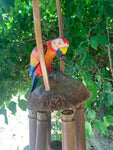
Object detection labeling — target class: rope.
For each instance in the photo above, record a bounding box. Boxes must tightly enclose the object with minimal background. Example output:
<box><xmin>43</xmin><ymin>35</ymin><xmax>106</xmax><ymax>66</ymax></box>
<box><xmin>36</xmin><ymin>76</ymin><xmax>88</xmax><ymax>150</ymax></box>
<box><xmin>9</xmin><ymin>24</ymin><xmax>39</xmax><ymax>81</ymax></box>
<box><xmin>29</xmin><ymin>105</ymin><xmax>84</xmax><ymax>122</ymax></box>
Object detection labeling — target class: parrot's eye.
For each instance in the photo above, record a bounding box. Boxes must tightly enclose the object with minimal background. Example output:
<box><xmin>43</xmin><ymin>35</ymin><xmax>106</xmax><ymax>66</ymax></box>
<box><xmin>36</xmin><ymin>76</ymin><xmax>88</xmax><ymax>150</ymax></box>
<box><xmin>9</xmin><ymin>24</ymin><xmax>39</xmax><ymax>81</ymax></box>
<box><xmin>58</xmin><ymin>41</ymin><xmax>62</xmax><ymax>46</ymax></box>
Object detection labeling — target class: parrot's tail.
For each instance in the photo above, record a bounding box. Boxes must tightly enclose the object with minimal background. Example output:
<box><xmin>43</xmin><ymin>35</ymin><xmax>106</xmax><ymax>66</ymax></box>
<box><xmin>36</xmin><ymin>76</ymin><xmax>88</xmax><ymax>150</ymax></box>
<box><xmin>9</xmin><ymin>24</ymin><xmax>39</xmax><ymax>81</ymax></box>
<box><xmin>30</xmin><ymin>76</ymin><xmax>39</xmax><ymax>93</ymax></box>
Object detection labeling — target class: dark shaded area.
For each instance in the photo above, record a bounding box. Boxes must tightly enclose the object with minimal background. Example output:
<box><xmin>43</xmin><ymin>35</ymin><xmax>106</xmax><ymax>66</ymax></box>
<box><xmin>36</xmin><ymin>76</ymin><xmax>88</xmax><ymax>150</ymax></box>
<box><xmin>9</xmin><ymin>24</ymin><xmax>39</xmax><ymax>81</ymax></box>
<box><xmin>50</xmin><ymin>141</ymin><xmax>62</xmax><ymax>150</ymax></box>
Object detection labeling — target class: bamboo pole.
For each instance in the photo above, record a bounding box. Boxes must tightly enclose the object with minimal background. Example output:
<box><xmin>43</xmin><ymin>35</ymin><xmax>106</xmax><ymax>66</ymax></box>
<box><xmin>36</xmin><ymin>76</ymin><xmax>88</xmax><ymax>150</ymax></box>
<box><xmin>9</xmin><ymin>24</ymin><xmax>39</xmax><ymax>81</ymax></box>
<box><xmin>56</xmin><ymin>0</ymin><xmax>64</xmax><ymax>72</ymax></box>
<box><xmin>61</xmin><ymin>110</ymin><xmax>75</xmax><ymax>150</ymax></box>
<box><xmin>33</xmin><ymin>0</ymin><xmax>50</xmax><ymax>91</ymax></box>
<box><xmin>74</xmin><ymin>103</ymin><xmax>86</xmax><ymax>150</ymax></box>
<box><xmin>28</xmin><ymin>1</ymin><xmax>51</xmax><ymax>150</ymax></box>
<box><xmin>35</xmin><ymin>111</ymin><xmax>51</xmax><ymax>150</ymax></box>
<box><xmin>56</xmin><ymin>2</ymin><xmax>76</xmax><ymax>149</ymax></box>
<box><xmin>28</xmin><ymin>109</ymin><xmax>37</xmax><ymax>150</ymax></box>
<box><xmin>47</xmin><ymin>112</ymin><xmax>51</xmax><ymax>150</ymax></box>
<box><xmin>56</xmin><ymin>0</ymin><xmax>64</xmax><ymax>37</ymax></box>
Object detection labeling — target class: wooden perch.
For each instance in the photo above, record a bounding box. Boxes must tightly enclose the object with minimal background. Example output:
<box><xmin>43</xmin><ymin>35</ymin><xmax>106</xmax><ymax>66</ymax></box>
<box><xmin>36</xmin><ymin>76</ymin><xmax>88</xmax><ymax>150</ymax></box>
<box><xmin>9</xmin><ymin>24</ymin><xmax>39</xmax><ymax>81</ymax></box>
<box><xmin>27</xmin><ymin>69</ymin><xmax>91</xmax><ymax>111</ymax></box>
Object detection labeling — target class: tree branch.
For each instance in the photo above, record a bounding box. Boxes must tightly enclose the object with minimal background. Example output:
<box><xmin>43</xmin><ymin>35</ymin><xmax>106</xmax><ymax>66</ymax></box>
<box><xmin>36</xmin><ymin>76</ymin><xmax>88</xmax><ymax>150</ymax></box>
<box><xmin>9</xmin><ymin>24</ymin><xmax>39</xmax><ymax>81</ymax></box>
<box><xmin>104</xmin><ymin>9</ymin><xmax>113</xmax><ymax>78</ymax></box>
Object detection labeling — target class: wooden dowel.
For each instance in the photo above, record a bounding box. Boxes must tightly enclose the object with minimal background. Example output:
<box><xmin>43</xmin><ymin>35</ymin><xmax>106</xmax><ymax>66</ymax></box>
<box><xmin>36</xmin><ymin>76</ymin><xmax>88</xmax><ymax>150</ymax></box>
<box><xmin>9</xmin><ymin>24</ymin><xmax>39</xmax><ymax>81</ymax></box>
<box><xmin>33</xmin><ymin>0</ymin><xmax>50</xmax><ymax>91</ymax></box>
<box><xmin>56</xmin><ymin>0</ymin><xmax>64</xmax><ymax>37</ymax></box>
<box><xmin>28</xmin><ymin>109</ymin><xmax>37</xmax><ymax>150</ymax></box>
<box><xmin>61</xmin><ymin>110</ymin><xmax>75</xmax><ymax>150</ymax></box>
<box><xmin>56</xmin><ymin>0</ymin><xmax>64</xmax><ymax>72</ymax></box>
<box><xmin>74</xmin><ymin>103</ymin><xmax>86</xmax><ymax>150</ymax></box>
<box><xmin>35</xmin><ymin>111</ymin><xmax>50</xmax><ymax>150</ymax></box>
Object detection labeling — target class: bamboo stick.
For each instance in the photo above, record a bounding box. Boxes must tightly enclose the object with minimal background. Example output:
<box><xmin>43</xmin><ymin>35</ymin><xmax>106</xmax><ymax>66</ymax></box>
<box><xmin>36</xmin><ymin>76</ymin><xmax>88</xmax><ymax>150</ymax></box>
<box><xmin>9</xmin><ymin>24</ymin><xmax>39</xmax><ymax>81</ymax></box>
<box><xmin>32</xmin><ymin>1</ymin><xmax>51</xmax><ymax>150</ymax></box>
<box><xmin>47</xmin><ymin>112</ymin><xmax>51</xmax><ymax>150</ymax></box>
<box><xmin>28</xmin><ymin>109</ymin><xmax>37</xmax><ymax>150</ymax></box>
<box><xmin>56</xmin><ymin>0</ymin><xmax>64</xmax><ymax>37</ymax></box>
<box><xmin>56</xmin><ymin>0</ymin><xmax>64</xmax><ymax>72</ymax></box>
<box><xmin>74</xmin><ymin>103</ymin><xmax>86</xmax><ymax>150</ymax></box>
<box><xmin>35</xmin><ymin>111</ymin><xmax>51</xmax><ymax>150</ymax></box>
<box><xmin>61</xmin><ymin>110</ymin><xmax>75</xmax><ymax>150</ymax></box>
<box><xmin>33</xmin><ymin>0</ymin><xmax>50</xmax><ymax>91</ymax></box>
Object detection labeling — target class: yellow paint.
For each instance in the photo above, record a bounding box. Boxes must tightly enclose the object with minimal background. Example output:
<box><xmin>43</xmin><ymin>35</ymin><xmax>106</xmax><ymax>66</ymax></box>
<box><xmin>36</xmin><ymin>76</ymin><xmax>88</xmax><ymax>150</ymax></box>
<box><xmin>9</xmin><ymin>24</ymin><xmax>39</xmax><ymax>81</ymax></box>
<box><xmin>30</xmin><ymin>55</ymin><xmax>38</xmax><ymax>67</ymax></box>
<box><xmin>60</xmin><ymin>46</ymin><xmax>68</xmax><ymax>54</ymax></box>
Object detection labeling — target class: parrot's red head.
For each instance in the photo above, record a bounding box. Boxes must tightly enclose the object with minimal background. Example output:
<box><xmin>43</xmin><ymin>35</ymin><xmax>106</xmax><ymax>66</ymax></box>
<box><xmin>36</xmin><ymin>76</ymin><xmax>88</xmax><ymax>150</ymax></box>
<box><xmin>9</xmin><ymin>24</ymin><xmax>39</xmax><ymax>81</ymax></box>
<box><xmin>47</xmin><ymin>37</ymin><xmax>69</xmax><ymax>57</ymax></box>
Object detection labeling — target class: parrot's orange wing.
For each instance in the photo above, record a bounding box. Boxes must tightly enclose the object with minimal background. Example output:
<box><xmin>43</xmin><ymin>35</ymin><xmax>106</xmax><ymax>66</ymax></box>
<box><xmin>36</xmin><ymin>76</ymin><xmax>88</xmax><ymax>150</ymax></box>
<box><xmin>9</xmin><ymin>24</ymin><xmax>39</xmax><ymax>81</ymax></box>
<box><xmin>30</xmin><ymin>43</ymin><xmax>47</xmax><ymax>67</ymax></box>
<box><xmin>30</xmin><ymin>43</ymin><xmax>47</xmax><ymax>77</ymax></box>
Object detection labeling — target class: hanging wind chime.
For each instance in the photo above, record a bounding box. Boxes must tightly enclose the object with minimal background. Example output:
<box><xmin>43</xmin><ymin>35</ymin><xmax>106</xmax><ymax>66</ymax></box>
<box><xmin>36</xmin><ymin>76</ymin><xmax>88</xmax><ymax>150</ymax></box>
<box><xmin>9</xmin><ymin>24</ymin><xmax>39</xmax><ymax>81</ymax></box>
<box><xmin>27</xmin><ymin>0</ymin><xmax>91</xmax><ymax>150</ymax></box>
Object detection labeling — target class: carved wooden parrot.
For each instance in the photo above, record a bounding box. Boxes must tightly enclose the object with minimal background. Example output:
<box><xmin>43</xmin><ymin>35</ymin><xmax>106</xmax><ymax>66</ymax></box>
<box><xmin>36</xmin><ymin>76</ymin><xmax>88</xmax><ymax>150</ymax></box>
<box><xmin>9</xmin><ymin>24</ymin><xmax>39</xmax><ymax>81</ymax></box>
<box><xmin>30</xmin><ymin>37</ymin><xmax>69</xmax><ymax>93</ymax></box>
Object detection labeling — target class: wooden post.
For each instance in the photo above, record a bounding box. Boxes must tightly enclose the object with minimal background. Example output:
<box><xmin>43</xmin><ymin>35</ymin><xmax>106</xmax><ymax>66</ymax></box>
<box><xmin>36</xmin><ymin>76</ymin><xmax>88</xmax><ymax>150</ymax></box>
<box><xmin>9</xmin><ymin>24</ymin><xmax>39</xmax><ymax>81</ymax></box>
<box><xmin>56</xmin><ymin>0</ymin><xmax>64</xmax><ymax>72</ymax></box>
<box><xmin>74</xmin><ymin>103</ymin><xmax>86</xmax><ymax>150</ymax></box>
<box><xmin>61</xmin><ymin>110</ymin><xmax>75</xmax><ymax>150</ymax></box>
<box><xmin>33</xmin><ymin>0</ymin><xmax>50</xmax><ymax>91</ymax></box>
<box><xmin>35</xmin><ymin>111</ymin><xmax>51</xmax><ymax>150</ymax></box>
<box><xmin>28</xmin><ymin>109</ymin><xmax>37</xmax><ymax>150</ymax></box>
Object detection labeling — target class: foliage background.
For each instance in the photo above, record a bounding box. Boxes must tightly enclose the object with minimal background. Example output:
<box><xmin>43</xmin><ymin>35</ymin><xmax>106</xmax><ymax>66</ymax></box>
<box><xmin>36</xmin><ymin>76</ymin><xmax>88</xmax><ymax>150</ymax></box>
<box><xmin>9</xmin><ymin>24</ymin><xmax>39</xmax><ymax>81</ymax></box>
<box><xmin>0</xmin><ymin>0</ymin><xmax>113</xmax><ymax>140</ymax></box>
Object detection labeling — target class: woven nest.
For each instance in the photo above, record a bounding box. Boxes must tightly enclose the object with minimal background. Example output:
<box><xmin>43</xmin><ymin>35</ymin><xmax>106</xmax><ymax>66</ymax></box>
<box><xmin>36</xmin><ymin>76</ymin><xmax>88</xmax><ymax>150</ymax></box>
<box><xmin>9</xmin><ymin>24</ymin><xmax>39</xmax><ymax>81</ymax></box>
<box><xmin>27</xmin><ymin>69</ymin><xmax>91</xmax><ymax>111</ymax></box>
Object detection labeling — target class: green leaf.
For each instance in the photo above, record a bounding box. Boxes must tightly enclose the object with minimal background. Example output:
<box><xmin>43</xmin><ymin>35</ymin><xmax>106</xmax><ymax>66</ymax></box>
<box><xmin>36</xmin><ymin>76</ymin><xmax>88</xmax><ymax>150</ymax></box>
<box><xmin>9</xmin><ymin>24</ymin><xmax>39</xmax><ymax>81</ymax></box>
<box><xmin>0</xmin><ymin>104</ymin><xmax>8</xmax><ymax>124</ymax></box>
<box><xmin>100</xmin><ymin>68</ymin><xmax>110</xmax><ymax>78</ymax></box>
<box><xmin>18</xmin><ymin>99</ymin><xmax>27</xmax><ymax>111</ymax></box>
<box><xmin>57</xmin><ymin>111</ymin><xmax>61</xmax><ymax>117</ymax></box>
<box><xmin>103</xmin><ymin>115</ymin><xmax>113</xmax><ymax>127</ymax></box>
<box><xmin>87</xmin><ymin>110</ymin><xmax>96</xmax><ymax>121</ymax></box>
<box><xmin>96</xmin><ymin>81</ymin><xmax>102</xmax><ymax>90</ymax></box>
<box><xmin>108</xmin><ymin>106</ymin><xmax>113</xmax><ymax>114</ymax></box>
<box><xmin>103</xmin><ymin>82</ymin><xmax>112</xmax><ymax>93</ymax></box>
<box><xmin>95</xmin><ymin>73</ymin><xmax>101</xmax><ymax>82</ymax></box>
<box><xmin>105</xmin><ymin>4</ymin><xmax>113</xmax><ymax>18</ymax></box>
<box><xmin>85</xmin><ymin>79</ymin><xmax>97</xmax><ymax>108</ymax></box>
<box><xmin>76</xmin><ymin>8</ymin><xmax>83</xmax><ymax>20</ymax></box>
<box><xmin>17</xmin><ymin>14</ymin><xmax>23</xmax><ymax>23</ymax></box>
<box><xmin>0</xmin><ymin>0</ymin><xmax>14</xmax><ymax>10</ymax></box>
<box><xmin>94</xmin><ymin>120</ymin><xmax>108</xmax><ymax>135</ymax></box>
<box><xmin>97</xmin><ymin>92</ymin><xmax>106</xmax><ymax>108</ymax></box>
<box><xmin>106</xmin><ymin>115</ymin><xmax>113</xmax><ymax>126</ymax></box>
<box><xmin>97</xmin><ymin>34</ymin><xmax>109</xmax><ymax>46</ymax></box>
<box><xmin>110</xmin><ymin>0</ymin><xmax>113</xmax><ymax>5</ymax></box>
<box><xmin>8</xmin><ymin>101</ymin><xmax>16</xmax><ymax>115</ymax></box>
<box><xmin>89</xmin><ymin>36</ymin><xmax>98</xmax><ymax>50</ymax></box>
<box><xmin>79</xmin><ymin>53</ymin><xmax>87</xmax><ymax>66</ymax></box>
<box><xmin>98</xmin><ymin>5</ymin><xmax>104</xmax><ymax>16</ymax></box>
<box><xmin>47</xmin><ymin>0</ymin><xmax>56</xmax><ymax>13</ymax></box>
<box><xmin>84</xmin><ymin>55</ymin><xmax>95</xmax><ymax>70</ymax></box>
<box><xmin>103</xmin><ymin>116</ymin><xmax>110</xmax><ymax>127</ymax></box>
<box><xmin>89</xmin><ymin>34</ymin><xmax>109</xmax><ymax>50</ymax></box>
<box><xmin>85</xmin><ymin>121</ymin><xmax>93</xmax><ymax>139</ymax></box>
<box><xmin>107</xmin><ymin>92</ymin><xmax>113</xmax><ymax>105</ymax></box>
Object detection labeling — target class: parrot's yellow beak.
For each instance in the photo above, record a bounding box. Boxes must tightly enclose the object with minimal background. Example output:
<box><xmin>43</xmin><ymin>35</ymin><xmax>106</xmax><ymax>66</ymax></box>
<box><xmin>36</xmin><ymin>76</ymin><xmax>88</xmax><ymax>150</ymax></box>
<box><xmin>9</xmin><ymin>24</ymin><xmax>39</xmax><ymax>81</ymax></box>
<box><xmin>60</xmin><ymin>46</ymin><xmax>68</xmax><ymax>55</ymax></box>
